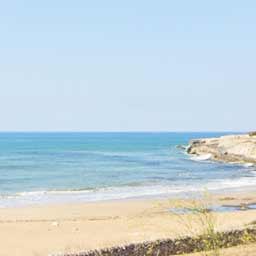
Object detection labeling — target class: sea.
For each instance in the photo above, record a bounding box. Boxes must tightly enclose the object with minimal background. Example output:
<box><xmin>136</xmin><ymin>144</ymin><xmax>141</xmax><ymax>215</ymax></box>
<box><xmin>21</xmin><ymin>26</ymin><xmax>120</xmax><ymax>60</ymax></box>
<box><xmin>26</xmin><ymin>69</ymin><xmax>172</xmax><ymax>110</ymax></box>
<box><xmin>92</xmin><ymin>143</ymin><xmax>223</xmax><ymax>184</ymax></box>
<box><xmin>0</xmin><ymin>132</ymin><xmax>255</xmax><ymax>208</ymax></box>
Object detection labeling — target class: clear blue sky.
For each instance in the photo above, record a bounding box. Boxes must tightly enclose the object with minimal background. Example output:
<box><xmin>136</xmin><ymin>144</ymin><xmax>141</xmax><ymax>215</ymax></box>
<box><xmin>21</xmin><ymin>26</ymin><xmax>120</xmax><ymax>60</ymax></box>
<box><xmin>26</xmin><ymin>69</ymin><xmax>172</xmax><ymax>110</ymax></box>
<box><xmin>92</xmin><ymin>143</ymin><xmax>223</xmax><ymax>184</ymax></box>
<box><xmin>1</xmin><ymin>1</ymin><xmax>255</xmax><ymax>132</ymax></box>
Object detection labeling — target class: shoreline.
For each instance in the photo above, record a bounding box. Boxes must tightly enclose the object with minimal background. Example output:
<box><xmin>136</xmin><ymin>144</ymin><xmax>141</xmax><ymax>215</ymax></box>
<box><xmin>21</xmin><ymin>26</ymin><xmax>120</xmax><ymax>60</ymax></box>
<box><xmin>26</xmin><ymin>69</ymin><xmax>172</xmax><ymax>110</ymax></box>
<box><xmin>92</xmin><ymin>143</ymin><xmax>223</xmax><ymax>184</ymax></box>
<box><xmin>1</xmin><ymin>190</ymin><xmax>256</xmax><ymax>256</ymax></box>
<box><xmin>2</xmin><ymin>184</ymin><xmax>256</xmax><ymax>209</ymax></box>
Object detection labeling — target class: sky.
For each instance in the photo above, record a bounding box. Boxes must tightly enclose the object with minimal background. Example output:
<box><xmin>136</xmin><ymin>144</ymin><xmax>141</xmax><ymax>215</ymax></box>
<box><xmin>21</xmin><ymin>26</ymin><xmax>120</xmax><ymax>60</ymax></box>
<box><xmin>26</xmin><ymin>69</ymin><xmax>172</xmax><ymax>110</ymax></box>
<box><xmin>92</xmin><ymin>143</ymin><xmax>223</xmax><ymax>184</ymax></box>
<box><xmin>0</xmin><ymin>1</ymin><xmax>255</xmax><ymax>132</ymax></box>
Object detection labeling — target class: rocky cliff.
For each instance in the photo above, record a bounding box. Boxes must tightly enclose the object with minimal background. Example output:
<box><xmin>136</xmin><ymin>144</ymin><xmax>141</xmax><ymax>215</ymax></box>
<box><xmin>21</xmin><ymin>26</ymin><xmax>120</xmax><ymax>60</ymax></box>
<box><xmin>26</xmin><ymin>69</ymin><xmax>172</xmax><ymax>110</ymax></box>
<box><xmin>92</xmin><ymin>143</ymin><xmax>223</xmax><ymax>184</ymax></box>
<box><xmin>187</xmin><ymin>133</ymin><xmax>256</xmax><ymax>165</ymax></box>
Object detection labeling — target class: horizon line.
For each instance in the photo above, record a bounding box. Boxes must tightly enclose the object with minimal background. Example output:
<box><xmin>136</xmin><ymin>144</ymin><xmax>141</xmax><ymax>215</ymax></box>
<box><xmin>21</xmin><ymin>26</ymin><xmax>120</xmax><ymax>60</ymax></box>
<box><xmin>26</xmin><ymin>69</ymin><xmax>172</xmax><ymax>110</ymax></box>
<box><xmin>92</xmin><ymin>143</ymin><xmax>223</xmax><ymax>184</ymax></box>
<box><xmin>0</xmin><ymin>130</ymin><xmax>247</xmax><ymax>133</ymax></box>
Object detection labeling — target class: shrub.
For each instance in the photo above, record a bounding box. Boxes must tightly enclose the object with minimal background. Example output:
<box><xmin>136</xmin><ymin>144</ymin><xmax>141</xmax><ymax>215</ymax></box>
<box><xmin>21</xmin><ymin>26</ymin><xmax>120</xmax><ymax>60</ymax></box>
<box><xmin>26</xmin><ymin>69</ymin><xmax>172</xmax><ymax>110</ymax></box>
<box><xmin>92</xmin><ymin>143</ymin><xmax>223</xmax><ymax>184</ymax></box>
<box><xmin>249</xmin><ymin>131</ymin><xmax>256</xmax><ymax>137</ymax></box>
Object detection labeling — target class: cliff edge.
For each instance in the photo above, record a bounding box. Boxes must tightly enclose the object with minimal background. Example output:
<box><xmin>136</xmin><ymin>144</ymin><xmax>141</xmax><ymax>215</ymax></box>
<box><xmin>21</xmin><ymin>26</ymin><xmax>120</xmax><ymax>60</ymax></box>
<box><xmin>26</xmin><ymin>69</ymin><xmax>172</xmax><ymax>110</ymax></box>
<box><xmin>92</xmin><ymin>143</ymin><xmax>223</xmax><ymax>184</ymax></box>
<box><xmin>187</xmin><ymin>133</ymin><xmax>256</xmax><ymax>164</ymax></box>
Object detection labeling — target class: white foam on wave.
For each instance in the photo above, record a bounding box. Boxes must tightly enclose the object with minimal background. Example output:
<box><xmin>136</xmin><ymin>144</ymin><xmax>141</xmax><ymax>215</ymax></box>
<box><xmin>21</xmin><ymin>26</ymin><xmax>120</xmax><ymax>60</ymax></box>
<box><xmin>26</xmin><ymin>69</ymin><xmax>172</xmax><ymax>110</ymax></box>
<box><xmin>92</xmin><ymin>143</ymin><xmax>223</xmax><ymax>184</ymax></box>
<box><xmin>243</xmin><ymin>163</ymin><xmax>255</xmax><ymax>168</ymax></box>
<box><xmin>2</xmin><ymin>174</ymin><xmax>256</xmax><ymax>208</ymax></box>
<box><xmin>205</xmin><ymin>177</ymin><xmax>256</xmax><ymax>190</ymax></box>
<box><xmin>17</xmin><ymin>191</ymin><xmax>47</xmax><ymax>196</ymax></box>
<box><xmin>0</xmin><ymin>185</ymin><xmax>184</xmax><ymax>208</ymax></box>
<box><xmin>18</xmin><ymin>190</ymin><xmax>93</xmax><ymax>196</ymax></box>
<box><xmin>190</xmin><ymin>154</ymin><xmax>212</xmax><ymax>162</ymax></box>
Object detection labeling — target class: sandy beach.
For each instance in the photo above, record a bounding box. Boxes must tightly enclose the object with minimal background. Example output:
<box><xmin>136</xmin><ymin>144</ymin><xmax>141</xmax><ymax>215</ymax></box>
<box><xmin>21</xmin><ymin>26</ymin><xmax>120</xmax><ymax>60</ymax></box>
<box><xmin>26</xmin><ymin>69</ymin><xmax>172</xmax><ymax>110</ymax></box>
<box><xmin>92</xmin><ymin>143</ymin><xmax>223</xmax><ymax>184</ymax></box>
<box><xmin>1</xmin><ymin>191</ymin><xmax>256</xmax><ymax>256</ymax></box>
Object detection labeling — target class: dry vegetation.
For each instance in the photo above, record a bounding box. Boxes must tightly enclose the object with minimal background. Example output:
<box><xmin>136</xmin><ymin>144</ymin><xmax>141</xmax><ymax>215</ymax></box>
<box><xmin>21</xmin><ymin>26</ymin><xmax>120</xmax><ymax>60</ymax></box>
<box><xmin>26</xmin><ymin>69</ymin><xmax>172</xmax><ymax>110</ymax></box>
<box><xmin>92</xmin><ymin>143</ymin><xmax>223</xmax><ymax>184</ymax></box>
<box><xmin>170</xmin><ymin>193</ymin><xmax>256</xmax><ymax>256</ymax></box>
<box><xmin>249</xmin><ymin>131</ymin><xmax>256</xmax><ymax>137</ymax></box>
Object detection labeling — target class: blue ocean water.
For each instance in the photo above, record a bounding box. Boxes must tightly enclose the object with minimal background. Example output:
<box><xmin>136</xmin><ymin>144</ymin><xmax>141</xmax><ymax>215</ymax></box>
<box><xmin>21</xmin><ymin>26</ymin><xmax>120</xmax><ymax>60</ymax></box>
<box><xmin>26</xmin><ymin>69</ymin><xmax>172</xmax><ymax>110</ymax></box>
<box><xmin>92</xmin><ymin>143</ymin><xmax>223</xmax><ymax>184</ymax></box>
<box><xmin>0</xmin><ymin>132</ymin><xmax>255</xmax><ymax>207</ymax></box>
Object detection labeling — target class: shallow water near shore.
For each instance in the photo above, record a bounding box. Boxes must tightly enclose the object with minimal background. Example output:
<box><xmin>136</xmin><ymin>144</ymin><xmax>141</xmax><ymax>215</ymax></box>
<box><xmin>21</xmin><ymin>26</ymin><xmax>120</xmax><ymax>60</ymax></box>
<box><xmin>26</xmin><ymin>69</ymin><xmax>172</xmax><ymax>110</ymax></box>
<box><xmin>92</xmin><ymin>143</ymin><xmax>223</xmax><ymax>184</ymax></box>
<box><xmin>0</xmin><ymin>132</ymin><xmax>256</xmax><ymax>208</ymax></box>
<box><xmin>170</xmin><ymin>203</ymin><xmax>256</xmax><ymax>214</ymax></box>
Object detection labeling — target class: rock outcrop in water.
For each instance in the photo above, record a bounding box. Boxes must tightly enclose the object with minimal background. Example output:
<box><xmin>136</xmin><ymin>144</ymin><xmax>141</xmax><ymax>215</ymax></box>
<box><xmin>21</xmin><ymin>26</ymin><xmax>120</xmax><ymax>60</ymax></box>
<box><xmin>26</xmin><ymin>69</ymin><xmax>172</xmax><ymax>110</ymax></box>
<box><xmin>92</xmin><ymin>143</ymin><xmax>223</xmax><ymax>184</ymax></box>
<box><xmin>187</xmin><ymin>133</ymin><xmax>256</xmax><ymax>165</ymax></box>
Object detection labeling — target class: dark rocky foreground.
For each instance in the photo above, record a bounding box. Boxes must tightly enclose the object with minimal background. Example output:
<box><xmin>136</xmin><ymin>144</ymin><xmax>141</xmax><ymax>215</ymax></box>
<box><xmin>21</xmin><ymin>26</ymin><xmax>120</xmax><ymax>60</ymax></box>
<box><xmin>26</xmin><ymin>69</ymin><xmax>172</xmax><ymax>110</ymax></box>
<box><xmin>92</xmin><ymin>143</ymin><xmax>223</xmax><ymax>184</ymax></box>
<box><xmin>61</xmin><ymin>228</ymin><xmax>256</xmax><ymax>256</ymax></box>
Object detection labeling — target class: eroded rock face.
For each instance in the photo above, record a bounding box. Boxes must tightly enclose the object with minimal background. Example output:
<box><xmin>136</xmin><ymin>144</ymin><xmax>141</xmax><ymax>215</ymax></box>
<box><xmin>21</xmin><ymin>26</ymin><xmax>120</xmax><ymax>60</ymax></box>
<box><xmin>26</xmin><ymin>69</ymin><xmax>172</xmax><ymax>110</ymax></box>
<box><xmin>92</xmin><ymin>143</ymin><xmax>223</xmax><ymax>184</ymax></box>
<box><xmin>187</xmin><ymin>134</ymin><xmax>256</xmax><ymax>164</ymax></box>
